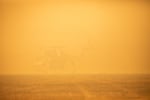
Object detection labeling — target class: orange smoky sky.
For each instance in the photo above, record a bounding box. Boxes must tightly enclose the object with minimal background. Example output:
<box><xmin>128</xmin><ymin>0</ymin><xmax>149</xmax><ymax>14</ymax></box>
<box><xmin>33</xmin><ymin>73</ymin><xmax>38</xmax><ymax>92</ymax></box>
<box><xmin>0</xmin><ymin>0</ymin><xmax>150</xmax><ymax>75</ymax></box>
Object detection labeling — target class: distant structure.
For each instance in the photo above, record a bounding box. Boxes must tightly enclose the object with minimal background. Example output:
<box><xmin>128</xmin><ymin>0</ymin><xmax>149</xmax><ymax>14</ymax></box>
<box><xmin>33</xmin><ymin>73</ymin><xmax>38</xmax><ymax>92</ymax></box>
<box><xmin>35</xmin><ymin>46</ymin><xmax>77</xmax><ymax>74</ymax></box>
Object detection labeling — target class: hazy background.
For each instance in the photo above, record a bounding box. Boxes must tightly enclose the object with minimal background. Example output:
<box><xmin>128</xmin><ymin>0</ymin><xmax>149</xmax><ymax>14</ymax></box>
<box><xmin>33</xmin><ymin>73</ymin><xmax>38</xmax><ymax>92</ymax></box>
<box><xmin>0</xmin><ymin>0</ymin><xmax>149</xmax><ymax>75</ymax></box>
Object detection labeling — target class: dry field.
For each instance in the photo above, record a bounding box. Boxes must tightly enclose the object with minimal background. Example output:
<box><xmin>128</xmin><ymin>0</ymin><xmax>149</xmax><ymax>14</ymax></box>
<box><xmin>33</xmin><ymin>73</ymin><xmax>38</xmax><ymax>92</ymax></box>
<box><xmin>0</xmin><ymin>75</ymin><xmax>150</xmax><ymax>100</ymax></box>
